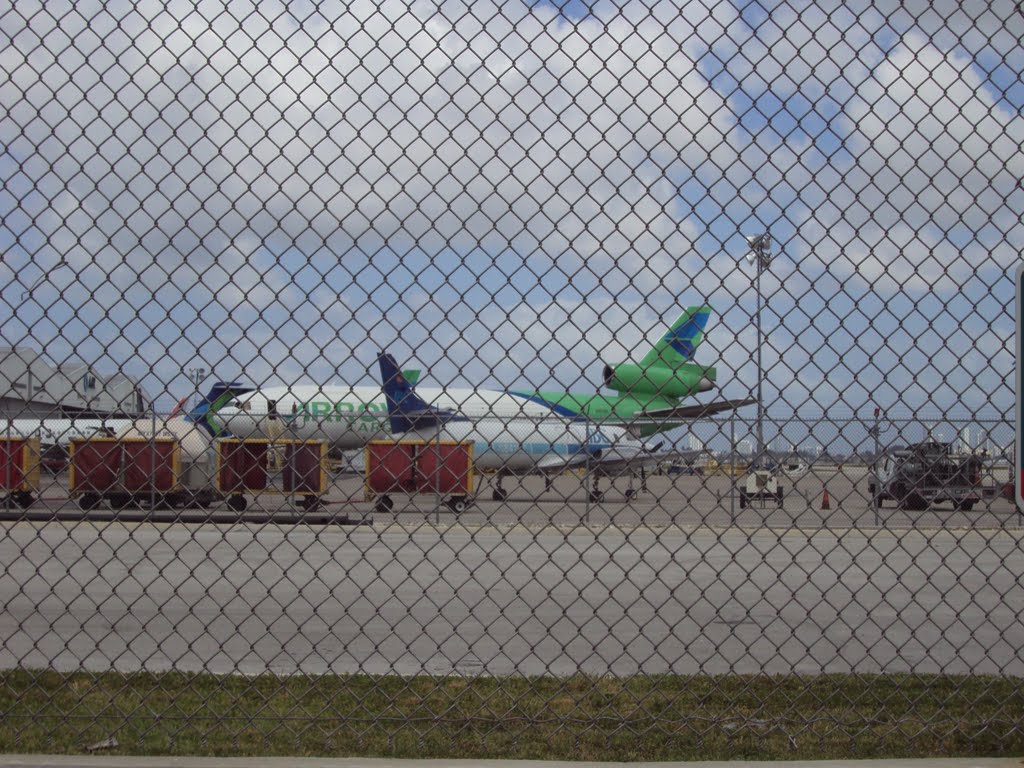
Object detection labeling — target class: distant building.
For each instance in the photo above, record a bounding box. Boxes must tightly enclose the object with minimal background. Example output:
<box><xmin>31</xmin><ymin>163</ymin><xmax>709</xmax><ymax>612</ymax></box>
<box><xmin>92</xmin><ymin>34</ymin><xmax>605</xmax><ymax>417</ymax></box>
<box><xmin>687</xmin><ymin>433</ymin><xmax>704</xmax><ymax>452</ymax></box>
<box><xmin>0</xmin><ymin>346</ymin><xmax>149</xmax><ymax>418</ymax></box>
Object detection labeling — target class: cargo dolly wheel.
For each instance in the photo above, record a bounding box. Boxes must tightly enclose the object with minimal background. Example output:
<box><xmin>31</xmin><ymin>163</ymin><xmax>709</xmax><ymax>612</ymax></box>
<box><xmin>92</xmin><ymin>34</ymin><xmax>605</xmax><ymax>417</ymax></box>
<box><xmin>11</xmin><ymin>491</ymin><xmax>33</xmax><ymax>509</ymax></box>
<box><xmin>78</xmin><ymin>493</ymin><xmax>102</xmax><ymax>511</ymax></box>
<box><xmin>227</xmin><ymin>494</ymin><xmax>247</xmax><ymax>512</ymax></box>
<box><xmin>446</xmin><ymin>496</ymin><xmax>468</xmax><ymax>514</ymax></box>
<box><xmin>374</xmin><ymin>495</ymin><xmax>394</xmax><ymax>514</ymax></box>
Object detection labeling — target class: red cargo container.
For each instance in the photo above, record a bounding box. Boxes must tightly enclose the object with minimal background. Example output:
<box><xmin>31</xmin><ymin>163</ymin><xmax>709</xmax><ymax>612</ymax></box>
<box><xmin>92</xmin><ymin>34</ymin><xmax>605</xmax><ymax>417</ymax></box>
<box><xmin>215</xmin><ymin>439</ymin><xmax>328</xmax><ymax>511</ymax></box>
<box><xmin>69</xmin><ymin>437</ymin><xmax>182</xmax><ymax>510</ymax></box>
<box><xmin>365</xmin><ymin>440</ymin><xmax>473</xmax><ymax>513</ymax></box>
<box><xmin>0</xmin><ymin>438</ymin><xmax>41</xmax><ymax>508</ymax></box>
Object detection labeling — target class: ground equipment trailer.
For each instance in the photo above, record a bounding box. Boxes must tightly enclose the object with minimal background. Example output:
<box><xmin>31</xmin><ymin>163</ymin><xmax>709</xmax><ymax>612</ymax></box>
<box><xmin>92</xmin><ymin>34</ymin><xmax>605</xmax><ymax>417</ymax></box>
<box><xmin>0</xmin><ymin>437</ymin><xmax>41</xmax><ymax>509</ymax></box>
<box><xmin>69</xmin><ymin>437</ymin><xmax>200</xmax><ymax>510</ymax></box>
<box><xmin>870</xmin><ymin>440</ymin><xmax>982</xmax><ymax>511</ymax></box>
<box><xmin>365</xmin><ymin>440</ymin><xmax>474</xmax><ymax>514</ymax></box>
<box><xmin>738</xmin><ymin>469</ymin><xmax>785</xmax><ymax>509</ymax></box>
<box><xmin>215</xmin><ymin>438</ymin><xmax>328</xmax><ymax>512</ymax></box>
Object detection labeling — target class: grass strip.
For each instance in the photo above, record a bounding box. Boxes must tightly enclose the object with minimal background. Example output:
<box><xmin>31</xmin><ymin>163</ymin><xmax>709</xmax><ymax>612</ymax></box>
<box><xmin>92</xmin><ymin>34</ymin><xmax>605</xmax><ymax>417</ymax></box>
<box><xmin>1</xmin><ymin>669</ymin><xmax>1023</xmax><ymax>761</ymax></box>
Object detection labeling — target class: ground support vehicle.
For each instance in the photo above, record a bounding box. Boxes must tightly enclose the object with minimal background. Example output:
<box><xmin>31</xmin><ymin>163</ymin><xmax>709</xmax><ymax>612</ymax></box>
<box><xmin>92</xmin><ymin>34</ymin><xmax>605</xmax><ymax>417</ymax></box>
<box><xmin>0</xmin><ymin>437</ymin><xmax>41</xmax><ymax>509</ymax></box>
<box><xmin>869</xmin><ymin>440</ymin><xmax>982</xmax><ymax>511</ymax></box>
<box><xmin>738</xmin><ymin>469</ymin><xmax>784</xmax><ymax>509</ymax></box>
<box><xmin>365</xmin><ymin>440</ymin><xmax>474</xmax><ymax>515</ymax></box>
<box><xmin>70</xmin><ymin>437</ymin><xmax>194</xmax><ymax>510</ymax></box>
<box><xmin>215</xmin><ymin>438</ymin><xmax>328</xmax><ymax>512</ymax></box>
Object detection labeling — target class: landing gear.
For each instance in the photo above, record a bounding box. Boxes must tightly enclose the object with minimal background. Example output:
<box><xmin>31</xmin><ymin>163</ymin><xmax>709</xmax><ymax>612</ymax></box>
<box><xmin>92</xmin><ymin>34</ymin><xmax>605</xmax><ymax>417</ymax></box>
<box><xmin>544</xmin><ymin>477</ymin><xmax>553</xmax><ymax>492</ymax></box>
<box><xmin>374</xmin><ymin>494</ymin><xmax>394</xmax><ymax>514</ymax></box>
<box><xmin>624</xmin><ymin>487</ymin><xmax>636</xmax><ymax>500</ymax></box>
<box><xmin>226</xmin><ymin>494</ymin><xmax>247</xmax><ymax>513</ymax></box>
<box><xmin>640</xmin><ymin>467</ymin><xmax>648</xmax><ymax>493</ymax></box>
<box><xmin>301</xmin><ymin>495</ymin><xmax>321</xmax><ymax>512</ymax></box>
<box><xmin>588</xmin><ymin>476</ymin><xmax>604</xmax><ymax>504</ymax></box>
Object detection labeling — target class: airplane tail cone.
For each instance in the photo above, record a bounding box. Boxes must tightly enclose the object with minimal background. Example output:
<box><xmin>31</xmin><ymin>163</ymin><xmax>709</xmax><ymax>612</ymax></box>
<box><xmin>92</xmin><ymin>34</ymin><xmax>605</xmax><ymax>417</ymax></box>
<box><xmin>821</xmin><ymin>487</ymin><xmax>831</xmax><ymax>511</ymax></box>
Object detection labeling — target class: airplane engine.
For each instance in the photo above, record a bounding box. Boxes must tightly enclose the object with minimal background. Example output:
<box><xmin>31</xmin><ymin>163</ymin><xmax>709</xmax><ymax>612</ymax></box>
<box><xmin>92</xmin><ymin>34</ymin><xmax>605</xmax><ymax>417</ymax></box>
<box><xmin>601</xmin><ymin>362</ymin><xmax>715</xmax><ymax>398</ymax></box>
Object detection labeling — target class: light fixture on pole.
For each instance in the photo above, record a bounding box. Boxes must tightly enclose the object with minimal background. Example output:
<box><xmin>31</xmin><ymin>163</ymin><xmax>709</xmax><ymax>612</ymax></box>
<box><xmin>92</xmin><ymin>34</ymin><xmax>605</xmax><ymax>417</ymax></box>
<box><xmin>742</xmin><ymin>232</ymin><xmax>773</xmax><ymax>466</ymax></box>
<box><xmin>186</xmin><ymin>366</ymin><xmax>206</xmax><ymax>410</ymax></box>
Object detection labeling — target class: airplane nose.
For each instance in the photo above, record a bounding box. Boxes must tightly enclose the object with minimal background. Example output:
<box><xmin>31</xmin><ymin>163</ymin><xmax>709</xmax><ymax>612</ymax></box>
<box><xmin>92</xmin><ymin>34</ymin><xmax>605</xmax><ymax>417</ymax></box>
<box><xmin>698</xmin><ymin>377</ymin><xmax>715</xmax><ymax>392</ymax></box>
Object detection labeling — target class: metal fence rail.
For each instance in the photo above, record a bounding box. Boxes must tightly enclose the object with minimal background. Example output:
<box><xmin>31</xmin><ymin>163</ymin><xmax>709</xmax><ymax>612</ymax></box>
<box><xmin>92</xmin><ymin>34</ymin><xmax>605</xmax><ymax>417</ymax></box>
<box><xmin>1</xmin><ymin>0</ymin><xmax>1022</xmax><ymax>757</ymax></box>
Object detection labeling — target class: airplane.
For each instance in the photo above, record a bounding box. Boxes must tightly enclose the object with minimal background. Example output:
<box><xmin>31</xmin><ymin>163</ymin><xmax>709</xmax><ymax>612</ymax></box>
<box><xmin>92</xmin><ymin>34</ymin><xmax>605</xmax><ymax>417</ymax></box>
<box><xmin>3</xmin><ymin>382</ymin><xmax>251</xmax><ymax>454</ymax></box>
<box><xmin>373</xmin><ymin>351</ymin><xmax>681</xmax><ymax>503</ymax></box>
<box><xmin>216</xmin><ymin>304</ymin><xmax>754</xmax><ymax>454</ymax></box>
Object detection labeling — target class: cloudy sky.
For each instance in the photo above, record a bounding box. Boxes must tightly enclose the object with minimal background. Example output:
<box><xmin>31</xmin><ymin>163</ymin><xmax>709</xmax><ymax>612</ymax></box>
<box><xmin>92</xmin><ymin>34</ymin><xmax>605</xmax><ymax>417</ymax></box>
<box><xmin>1</xmin><ymin>0</ymin><xmax>1022</xmax><ymax>425</ymax></box>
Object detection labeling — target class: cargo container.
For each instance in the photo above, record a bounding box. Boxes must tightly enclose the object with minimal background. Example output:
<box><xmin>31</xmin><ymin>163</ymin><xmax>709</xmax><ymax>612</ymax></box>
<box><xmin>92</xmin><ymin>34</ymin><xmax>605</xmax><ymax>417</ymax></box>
<box><xmin>0</xmin><ymin>437</ymin><xmax>41</xmax><ymax>508</ymax></box>
<box><xmin>365</xmin><ymin>440</ymin><xmax>473</xmax><ymax>513</ymax></box>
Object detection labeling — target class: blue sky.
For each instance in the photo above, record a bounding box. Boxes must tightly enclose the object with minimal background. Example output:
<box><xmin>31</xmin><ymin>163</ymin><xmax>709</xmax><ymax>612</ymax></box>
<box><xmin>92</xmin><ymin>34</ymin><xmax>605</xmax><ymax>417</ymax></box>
<box><xmin>0</xmin><ymin>0</ymin><xmax>1022</xmax><ymax>427</ymax></box>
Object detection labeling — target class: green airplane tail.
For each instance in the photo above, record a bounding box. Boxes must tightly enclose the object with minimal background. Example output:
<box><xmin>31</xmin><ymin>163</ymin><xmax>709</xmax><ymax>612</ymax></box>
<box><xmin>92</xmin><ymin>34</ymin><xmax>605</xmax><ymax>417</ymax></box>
<box><xmin>638</xmin><ymin>305</ymin><xmax>712</xmax><ymax>368</ymax></box>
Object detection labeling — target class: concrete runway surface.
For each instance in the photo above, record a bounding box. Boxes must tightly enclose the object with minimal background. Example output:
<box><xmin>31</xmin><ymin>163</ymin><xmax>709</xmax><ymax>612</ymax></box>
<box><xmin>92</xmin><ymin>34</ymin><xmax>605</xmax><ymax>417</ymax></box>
<box><xmin>1</xmin><ymin>519</ymin><xmax>1022</xmax><ymax>678</ymax></box>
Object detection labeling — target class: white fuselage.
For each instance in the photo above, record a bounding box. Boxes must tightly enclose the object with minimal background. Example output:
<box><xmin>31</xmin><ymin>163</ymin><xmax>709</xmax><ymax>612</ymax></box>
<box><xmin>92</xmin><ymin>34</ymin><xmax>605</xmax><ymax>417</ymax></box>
<box><xmin>217</xmin><ymin>386</ymin><xmax>643</xmax><ymax>473</ymax></box>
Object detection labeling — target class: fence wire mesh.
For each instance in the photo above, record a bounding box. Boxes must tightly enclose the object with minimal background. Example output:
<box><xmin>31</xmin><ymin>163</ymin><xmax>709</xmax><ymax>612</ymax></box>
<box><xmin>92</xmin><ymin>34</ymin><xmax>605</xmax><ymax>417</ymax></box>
<box><xmin>1</xmin><ymin>0</ymin><xmax>1023</xmax><ymax>758</ymax></box>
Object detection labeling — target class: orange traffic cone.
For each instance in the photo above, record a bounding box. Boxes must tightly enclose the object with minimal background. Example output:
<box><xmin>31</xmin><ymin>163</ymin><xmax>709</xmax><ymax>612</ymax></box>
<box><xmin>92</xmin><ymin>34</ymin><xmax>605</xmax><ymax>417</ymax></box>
<box><xmin>820</xmin><ymin>488</ymin><xmax>831</xmax><ymax>511</ymax></box>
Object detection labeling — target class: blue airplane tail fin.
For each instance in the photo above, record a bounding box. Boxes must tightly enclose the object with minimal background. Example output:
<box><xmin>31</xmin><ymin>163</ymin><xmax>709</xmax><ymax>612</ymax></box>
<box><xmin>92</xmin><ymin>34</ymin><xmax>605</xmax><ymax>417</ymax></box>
<box><xmin>377</xmin><ymin>352</ymin><xmax>452</xmax><ymax>434</ymax></box>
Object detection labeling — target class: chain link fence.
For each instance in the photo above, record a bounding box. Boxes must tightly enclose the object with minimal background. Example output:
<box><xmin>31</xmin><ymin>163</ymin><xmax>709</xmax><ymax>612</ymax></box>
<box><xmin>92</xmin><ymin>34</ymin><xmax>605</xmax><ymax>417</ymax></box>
<box><xmin>1</xmin><ymin>0</ymin><xmax>1023</xmax><ymax>758</ymax></box>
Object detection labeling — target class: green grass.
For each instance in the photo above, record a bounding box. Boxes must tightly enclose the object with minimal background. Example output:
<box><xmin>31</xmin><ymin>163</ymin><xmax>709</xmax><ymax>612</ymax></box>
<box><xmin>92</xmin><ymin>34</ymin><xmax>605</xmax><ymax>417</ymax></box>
<box><xmin>1</xmin><ymin>669</ymin><xmax>1023</xmax><ymax>760</ymax></box>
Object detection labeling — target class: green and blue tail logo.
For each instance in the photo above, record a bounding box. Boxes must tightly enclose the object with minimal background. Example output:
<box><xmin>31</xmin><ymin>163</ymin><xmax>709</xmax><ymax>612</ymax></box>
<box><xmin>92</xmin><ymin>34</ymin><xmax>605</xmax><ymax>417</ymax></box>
<box><xmin>640</xmin><ymin>305</ymin><xmax>712</xmax><ymax>368</ymax></box>
<box><xmin>185</xmin><ymin>381</ymin><xmax>253</xmax><ymax>437</ymax></box>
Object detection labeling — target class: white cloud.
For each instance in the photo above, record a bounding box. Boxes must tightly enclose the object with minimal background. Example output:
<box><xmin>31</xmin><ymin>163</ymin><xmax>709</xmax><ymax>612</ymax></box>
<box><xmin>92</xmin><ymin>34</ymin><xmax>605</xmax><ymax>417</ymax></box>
<box><xmin>1</xmin><ymin>1</ymin><xmax>1021</xmax><ymax>415</ymax></box>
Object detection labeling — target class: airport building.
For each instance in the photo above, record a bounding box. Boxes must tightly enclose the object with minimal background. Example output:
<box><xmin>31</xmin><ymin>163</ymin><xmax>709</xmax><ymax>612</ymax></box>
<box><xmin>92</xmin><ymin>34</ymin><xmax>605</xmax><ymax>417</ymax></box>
<box><xmin>0</xmin><ymin>346</ymin><xmax>149</xmax><ymax>418</ymax></box>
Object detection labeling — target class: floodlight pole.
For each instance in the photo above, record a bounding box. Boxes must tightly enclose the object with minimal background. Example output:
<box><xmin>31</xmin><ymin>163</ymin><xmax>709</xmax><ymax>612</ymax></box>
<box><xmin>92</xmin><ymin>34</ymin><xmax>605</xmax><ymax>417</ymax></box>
<box><xmin>755</xmin><ymin>251</ymin><xmax>765</xmax><ymax>467</ymax></box>
<box><xmin>744</xmin><ymin>233</ymin><xmax>772</xmax><ymax>469</ymax></box>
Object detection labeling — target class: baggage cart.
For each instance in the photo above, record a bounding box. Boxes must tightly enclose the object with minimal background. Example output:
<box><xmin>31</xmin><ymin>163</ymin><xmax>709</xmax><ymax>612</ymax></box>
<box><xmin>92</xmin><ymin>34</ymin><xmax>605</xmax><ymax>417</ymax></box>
<box><xmin>365</xmin><ymin>440</ymin><xmax>474</xmax><ymax>514</ymax></box>
<box><xmin>69</xmin><ymin>437</ymin><xmax>184</xmax><ymax>510</ymax></box>
<box><xmin>0</xmin><ymin>437</ymin><xmax>41</xmax><ymax>508</ymax></box>
<box><xmin>215</xmin><ymin>438</ymin><xmax>328</xmax><ymax>512</ymax></box>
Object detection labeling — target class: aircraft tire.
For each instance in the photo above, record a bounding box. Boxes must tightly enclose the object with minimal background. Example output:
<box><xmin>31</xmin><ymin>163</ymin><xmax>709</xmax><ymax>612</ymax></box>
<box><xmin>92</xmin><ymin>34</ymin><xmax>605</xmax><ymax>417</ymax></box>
<box><xmin>227</xmin><ymin>494</ymin><xmax>247</xmax><ymax>513</ymax></box>
<box><xmin>447</xmin><ymin>496</ymin><xmax>468</xmax><ymax>514</ymax></box>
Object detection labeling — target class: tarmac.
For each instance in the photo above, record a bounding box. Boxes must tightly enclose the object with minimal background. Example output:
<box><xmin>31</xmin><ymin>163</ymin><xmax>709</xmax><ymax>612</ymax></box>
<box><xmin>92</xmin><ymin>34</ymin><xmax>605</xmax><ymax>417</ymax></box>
<box><xmin>12</xmin><ymin>465</ymin><xmax>1023</xmax><ymax>530</ymax></box>
<box><xmin>1</xmin><ymin>515</ymin><xmax>1022</xmax><ymax>678</ymax></box>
